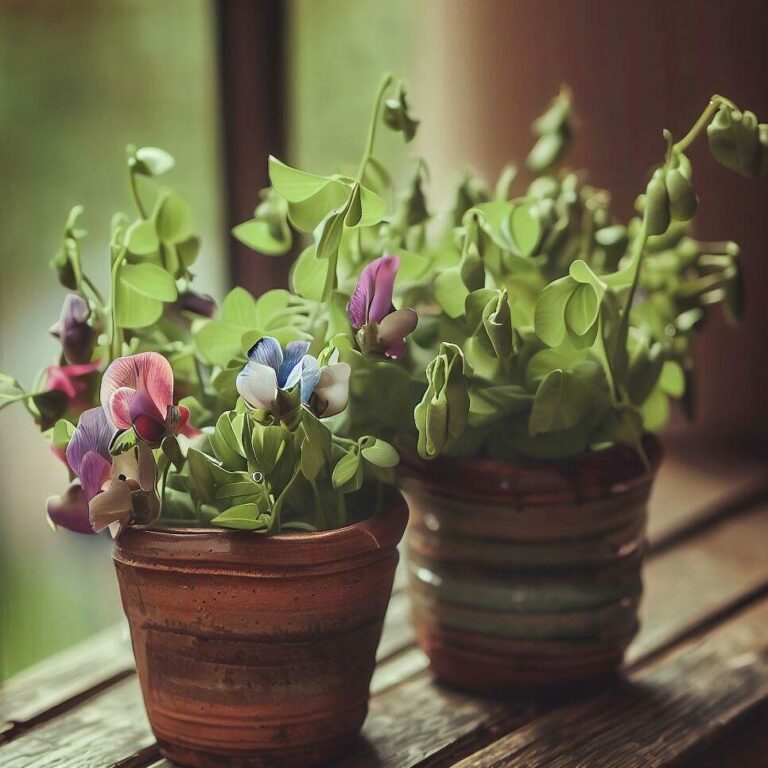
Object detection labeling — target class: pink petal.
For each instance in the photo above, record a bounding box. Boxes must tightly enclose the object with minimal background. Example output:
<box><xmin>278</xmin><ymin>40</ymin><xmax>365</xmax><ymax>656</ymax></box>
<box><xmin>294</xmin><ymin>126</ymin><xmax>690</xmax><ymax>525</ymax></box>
<box><xmin>348</xmin><ymin>269</ymin><xmax>375</xmax><ymax>329</ymax></box>
<box><xmin>101</xmin><ymin>352</ymin><xmax>173</xmax><ymax>427</ymax></box>
<box><xmin>368</xmin><ymin>254</ymin><xmax>400</xmax><ymax>324</ymax></box>
<box><xmin>109</xmin><ymin>387</ymin><xmax>136</xmax><ymax>430</ymax></box>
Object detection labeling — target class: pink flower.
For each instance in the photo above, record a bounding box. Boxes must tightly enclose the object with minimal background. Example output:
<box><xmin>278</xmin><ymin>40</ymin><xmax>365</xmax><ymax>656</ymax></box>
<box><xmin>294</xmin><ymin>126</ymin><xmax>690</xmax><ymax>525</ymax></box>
<box><xmin>348</xmin><ymin>255</ymin><xmax>418</xmax><ymax>359</ymax></box>
<box><xmin>100</xmin><ymin>352</ymin><xmax>190</xmax><ymax>445</ymax></box>
<box><xmin>37</xmin><ymin>361</ymin><xmax>100</xmax><ymax>429</ymax></box>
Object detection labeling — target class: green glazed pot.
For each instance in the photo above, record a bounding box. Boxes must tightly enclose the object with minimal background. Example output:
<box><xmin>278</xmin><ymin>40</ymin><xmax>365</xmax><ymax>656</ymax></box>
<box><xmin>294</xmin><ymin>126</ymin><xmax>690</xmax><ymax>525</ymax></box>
<box><xmin>399</xmin><ymin>437</ymin><xmax>662</xmax><ymax>693</ymax></box>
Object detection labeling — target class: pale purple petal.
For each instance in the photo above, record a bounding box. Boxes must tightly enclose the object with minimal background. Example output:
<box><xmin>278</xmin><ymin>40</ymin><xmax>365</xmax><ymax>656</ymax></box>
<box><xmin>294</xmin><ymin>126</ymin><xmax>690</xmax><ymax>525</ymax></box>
<box><xmin>368</xmin><ymin>255</ymin><xmax>400</xmax><ymax>324</ymax></box>
<box><xmin>277</xmin><ymin>341</ymin><xmax>310</xmax><ymax>387</ymax></box>
<box><xmin>348</xmin><ymin>268</ymin><xmax>374</xmax><ymax>329</ymax></box>
<box><xmin>314</xmin><ymin>362</ymin><xmax>351</xmax><ymax>418</ymax></box>
<box><xmin>246</xmin><ymin>337</ymin><xmax>283</xmax><ymax>372</ymax></box>
<box><xmin>378</xmin><ymin>308</ymin><xmax>418</xmax><ymax>359</ymax></box>
<box><xmin>236</xmin><ymin>361</ymin><xmax>278</xmax><ymax>409</ymax></box>
<box><xmin>66</xmin><ymin>407</ymin><xmax>115</xmax><ymax>475</ymax></box>
<box><xmin>79</xmin><ymin>451</ymin><xmax>112</xmax><ymax>502</ymax></box>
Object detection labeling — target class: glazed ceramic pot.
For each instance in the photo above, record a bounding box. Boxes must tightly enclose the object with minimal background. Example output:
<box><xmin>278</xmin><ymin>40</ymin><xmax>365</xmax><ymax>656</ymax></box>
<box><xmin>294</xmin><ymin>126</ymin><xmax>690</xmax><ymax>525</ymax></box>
<box><xmin>399</xmin><ymin>438</ymin><xmax>661</xmax><ymax>693</ymax></box>
<box><xmin>113</xmin><ymin>490</ymin><xmax>408</xmax><ymax>768</ymax></box>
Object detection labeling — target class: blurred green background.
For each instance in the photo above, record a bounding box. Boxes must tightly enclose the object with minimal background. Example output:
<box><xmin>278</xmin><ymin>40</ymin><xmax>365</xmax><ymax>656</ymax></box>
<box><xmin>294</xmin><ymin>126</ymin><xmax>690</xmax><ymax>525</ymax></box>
<box><xmin>0</xmin><ymin>0</ymin><xmax>416</xmax><ymax>679</ymax></box>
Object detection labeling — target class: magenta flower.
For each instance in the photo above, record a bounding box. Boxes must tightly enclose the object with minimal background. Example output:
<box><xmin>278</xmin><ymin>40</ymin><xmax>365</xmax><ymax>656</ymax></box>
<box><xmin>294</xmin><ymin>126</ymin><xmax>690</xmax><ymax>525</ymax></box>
<box><xmin>348</xmin><ymin>254</ymin><xmax>417</xmax><ymax>359</ymax></box>
<box><xmin>46</xmin><ymin>407</ymin><xmax>115</xmax><ymax>534</ymax></box>
<box><xmin>38</xmin><ymin>361</ymin><xmax>100</xmax><ymax>429</ymax></box>
<box><xmin>100</xmin><ymin>352</ymin><xmax>190</xmax><ymax>445</ymax></box>
<box><xmin>49</xmin><ymin>294</ymin><xmax>97</xmax><ymax>364</ymax></box>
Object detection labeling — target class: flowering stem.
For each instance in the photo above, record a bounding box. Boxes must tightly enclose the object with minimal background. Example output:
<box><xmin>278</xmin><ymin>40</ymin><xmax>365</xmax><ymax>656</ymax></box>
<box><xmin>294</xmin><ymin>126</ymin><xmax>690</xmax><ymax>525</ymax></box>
<box><xmin>673</xmin><ymin>95</ymin><xmax>735</xmax><ymax>155</ymax></box>
<box><xmin>129</xmin><ymin>169</ymin><xmax>147</xmax><ymax>219</ymax></box>
<box><xmin>109</xmin><ymin>247</ymin><xmax>128</xmax><ymax>360</ymax></box>
<box><xmin>355</xmin><ymin>73</ymin><xmax>394</xmax><ymax>184</ymax></box>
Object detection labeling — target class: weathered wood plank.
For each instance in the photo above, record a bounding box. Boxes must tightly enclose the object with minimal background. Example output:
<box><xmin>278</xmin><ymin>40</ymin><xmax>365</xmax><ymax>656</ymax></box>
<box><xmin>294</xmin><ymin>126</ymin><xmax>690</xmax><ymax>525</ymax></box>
<box><xmin>646</xmin><ymin>442</ymin><xmax>768</xmax><ymax>547</ymax></box>
<box><xmin>0</xmin><ymin>625</ymin><xmax>134</xmax><ymax>742</ymax></box>
<box><xmin>0</xmin><ymin>677</ymin><xmax>154</xmax><ymax>768</ymax></box>
<box><xmin>335</xmin><ymin>503</ymin><xmax>768</xmax><ymax>767</ymax></box>
<box><xmin>451</xmin><ymin>597</ymin><xmax>768</xmax><ymax>768</ymax></box>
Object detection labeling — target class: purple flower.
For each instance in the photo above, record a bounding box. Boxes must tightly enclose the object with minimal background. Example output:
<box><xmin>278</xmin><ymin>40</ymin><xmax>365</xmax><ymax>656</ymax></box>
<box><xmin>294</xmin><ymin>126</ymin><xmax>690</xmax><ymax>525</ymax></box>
<box><xmin>49</xmin><ymin>294</ymin><xmax>96</xmax><ymax>364</ymax></box>
<box><xmin>46</xmin><ymin>407</ymin><xmax>115</xmax><ymax>534</ymax></box>
<box><xmin>348</xmin><ymin>255</ymin><xmax>417</xmax><ymax>359</ymax></box>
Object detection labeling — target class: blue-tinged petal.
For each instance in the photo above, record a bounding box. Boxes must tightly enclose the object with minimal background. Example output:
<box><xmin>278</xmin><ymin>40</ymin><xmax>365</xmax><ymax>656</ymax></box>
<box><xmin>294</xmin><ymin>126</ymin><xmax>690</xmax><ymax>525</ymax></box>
<box><xmin>66</xmin><ymin>407</ymin><xmax>115</xmax><ymax>476</ymax></box>
<box><xmin>236</xmin><ymin>362</ymin><xmax>278</xmax><ymax>410</ymax></box>
<box><xmin>246</xmin><ymin>336</ymin><xmax>283</xmax><ymax>372</ymax></box>
<box><xmin>284</xmin><ymin>355</ymin><xmax>321</xmax><ymax>405</ymax></box>
<box><xmin>277</xmin><ymin>341</ymin><xmax>310</xmax><ymax>387</ymax></box>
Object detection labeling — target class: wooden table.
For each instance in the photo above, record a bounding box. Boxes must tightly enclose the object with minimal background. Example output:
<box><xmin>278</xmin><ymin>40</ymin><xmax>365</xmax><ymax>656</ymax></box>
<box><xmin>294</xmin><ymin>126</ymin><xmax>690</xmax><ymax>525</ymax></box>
<box><xmin>2</xmin><ymin>441</ymin><xmax>768</xmax><ymax>767</ymax></box>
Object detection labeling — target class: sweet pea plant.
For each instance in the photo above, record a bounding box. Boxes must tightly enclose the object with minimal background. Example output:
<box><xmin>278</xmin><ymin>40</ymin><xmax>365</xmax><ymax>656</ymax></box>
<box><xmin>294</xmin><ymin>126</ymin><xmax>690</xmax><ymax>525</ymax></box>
<box><xmin>234</xmin><ymin>76</ymin><xmax>765</xmax><ymax>466</ymax></box>
<box><xmin>0</xmin><ymin>145</ymin><xmax>404</xmax><ymax>536</ymax></box>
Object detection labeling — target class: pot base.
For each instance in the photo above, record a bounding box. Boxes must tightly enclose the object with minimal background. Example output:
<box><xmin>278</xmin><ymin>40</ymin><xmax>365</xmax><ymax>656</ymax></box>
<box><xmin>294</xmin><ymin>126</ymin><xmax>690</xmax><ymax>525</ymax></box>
<box><xmin>416</xmin><ymin>621</ymin><xmax>628</xmax><ymax>694</ymax></box>
<box><xmin>157</xmin><ymin>733</ymin><xmax>358</xmax><ymax>768</ymax></box>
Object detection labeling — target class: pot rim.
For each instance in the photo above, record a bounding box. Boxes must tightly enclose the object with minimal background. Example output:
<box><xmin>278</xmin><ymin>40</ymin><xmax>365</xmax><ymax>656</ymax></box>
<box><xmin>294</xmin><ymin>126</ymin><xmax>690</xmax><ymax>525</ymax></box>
<box><xmin>398</xmin><ymin>434</ymin><xmax>662</xmax><ymax>504</ymax></box>
<box><xmin>113</xmin><ymin>486</ymin><xmax>408</xmax><ymax>569</ymax></box>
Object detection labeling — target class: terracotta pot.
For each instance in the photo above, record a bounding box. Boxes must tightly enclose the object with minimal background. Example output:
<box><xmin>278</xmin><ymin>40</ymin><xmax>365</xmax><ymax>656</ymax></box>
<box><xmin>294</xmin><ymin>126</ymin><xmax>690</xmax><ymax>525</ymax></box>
<box><xmin>112</xmin><ymin>491</ymin><xmax>408</xmax><ymax>768</ymax></box>
<box><xmin>399</xmin><ymin>438</ymin><xmax>662</xmax><ymax>694</ymax></box>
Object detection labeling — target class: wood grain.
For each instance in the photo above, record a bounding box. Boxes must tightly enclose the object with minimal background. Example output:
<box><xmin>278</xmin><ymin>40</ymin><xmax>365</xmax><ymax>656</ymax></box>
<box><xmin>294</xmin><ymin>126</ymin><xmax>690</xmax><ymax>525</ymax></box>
<box><xmin>0</xmin><ymin>625</ymin><xmax>134</xmax><ymax>742</ymax></box>
<box><xmin>0</xmin><ymin>677</ymin><xmax>153</xmax><ymax>768</ymax></box>
<box><xmin>451</xmin><ymin>598</ymin><xmax>768</xmax><ymax>768</ymax></box>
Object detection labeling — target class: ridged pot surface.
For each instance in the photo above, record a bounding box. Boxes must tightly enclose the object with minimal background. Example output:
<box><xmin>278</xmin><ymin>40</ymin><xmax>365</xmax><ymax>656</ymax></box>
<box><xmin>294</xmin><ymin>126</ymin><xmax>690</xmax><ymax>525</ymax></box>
<box><xmin>113</xmin><ymin>491</ymin><xmax>408</xmax><ymax>768</ymax></box>
<box><xmin>399</xmin><ymin>438</ymin><xmax>661</xmax><ymax>694</ymax></box>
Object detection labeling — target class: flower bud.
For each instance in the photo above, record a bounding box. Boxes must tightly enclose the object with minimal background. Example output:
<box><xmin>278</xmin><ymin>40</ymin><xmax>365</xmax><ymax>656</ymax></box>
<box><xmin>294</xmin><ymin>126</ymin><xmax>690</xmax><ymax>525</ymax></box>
<box><xmin>665</xmin><ymin>153</ymin><xmax>698</xmax><ymax>222</ymax></box>
<box><xmin>707</xmin><ymin>104</ymin><xmax>767</xmax><ymax>177</ymax></box>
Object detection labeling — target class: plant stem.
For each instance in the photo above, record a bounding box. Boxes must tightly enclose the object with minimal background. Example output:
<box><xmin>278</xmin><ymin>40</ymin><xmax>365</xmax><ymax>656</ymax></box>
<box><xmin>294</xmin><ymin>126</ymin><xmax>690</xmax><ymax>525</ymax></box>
<box><xmin>109</xmin><ymin>247</ymin><xmax>128</xmax><ymax>360</ymax></box>
<box><xmin>673</xmin><ymin>95</ymin><xmax>734</xmax><ymax>155</ymax></box>
<box><xmin>355</xmin><ymin>73</ymin><xmax>394</xmax><ymax>184</ymax></box>
<box><xmin>129</xmin><ymin>170</ymin><xmax>147</xmax><ymax>219</ymax></box>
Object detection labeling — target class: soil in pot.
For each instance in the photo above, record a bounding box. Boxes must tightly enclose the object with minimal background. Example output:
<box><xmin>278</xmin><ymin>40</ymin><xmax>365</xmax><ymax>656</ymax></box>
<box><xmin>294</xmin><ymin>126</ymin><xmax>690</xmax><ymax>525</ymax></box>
<box><xmin>399</xmin><ymin>438</ymin><xmax>662</xmax><ymax>694</ymax></box>
<box><xmin>113</xmin><ymin>490</ymin><xmax>408</xmax><ymax>768</ymax></box>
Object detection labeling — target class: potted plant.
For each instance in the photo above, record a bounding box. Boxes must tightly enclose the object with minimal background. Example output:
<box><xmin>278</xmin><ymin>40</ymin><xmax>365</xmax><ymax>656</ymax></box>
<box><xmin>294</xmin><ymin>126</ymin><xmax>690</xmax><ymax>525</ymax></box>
<box><xmin>235</xmin><ymin>79</ymin><xmax>767</xmax><ymax>692</ymax></box>
<box><xmin>0</xmin><ymin>146</ymin><xmax>409</xmax><ymax>767</ymax></box>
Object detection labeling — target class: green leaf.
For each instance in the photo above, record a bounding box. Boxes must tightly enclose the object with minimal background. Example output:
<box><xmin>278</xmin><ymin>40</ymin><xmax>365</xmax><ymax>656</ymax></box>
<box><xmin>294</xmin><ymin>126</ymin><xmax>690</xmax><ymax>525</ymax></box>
<box><xmin>0</xmin><ymin>373</ymin><xmax>25</xmax><ymax>409</ymax></box>
<box><xmin>291</xmin><ymin>246</ymin><xmax>325</xmax><ymax>301</ymax></box>
<box><xmin>434</xmin><ymin>267</ymin><xmax>469</xmax><ymax>319</ymax></box>
<box><xmin>361</xmin><ymin>438</ymin><xmax>399</xmax><ymax>468</ymax></box>
<box><xmin>659</xmin><ymin>361</ymin><xmax>685</xmax><ymax>397</ymax></box>
<box><xmin>332</xmin><ymin>450</ymin><xmax>361</xmax><ymax>489</ymax></box>
<box><xmin>210</xmin><ymin>412</ymin><xmax>248</xmax><ymax>469</ymax></box>
<box><xmin>155</xmin><ymin>194</ymin><xmax>192</xmax><ymax>243</ymax></box>
<box><xmin>126</xmin><ymin>219</ymin><xmax>159</xmax><ymax>256</ymax></box>
<box><xmin>564</xmin><ymin>283</ymin><xmax>599</xmax><ymax>336</ymax></box>
<box><xmin>269</xmin><ymin>156</ymin><xmax>345</xmax><ymax>203</ymax></box>
<box><xmin>134</xmin><ymin>147</ymin><xmax>175</xmax><ymax>177</ymax></box>
<box><xmin>251</xmin><ymin>423</ymin><xmax>285</xmax><ymax>476</ymax></box>
<box><xmin>119</xmin><ymin>263</ymin><xmax>178</xmax><ymax>302</ymax></box>
<box><xmin>641</xmin><ymin>387</ymin><xmax>670</xmax><ymax>431</ymax></box>
<box><xmin>529</xmin><ymin>368</ymin><xmax>591</xmax><ymax>435</ymax></box>
<box><xmin>52</xmin><ymin>419</ymin><xmax>76</xmax><ymax>451</ymax></box>
<box><xmin>221</xmin><ymin>287</ymin><xmax>259</xmax><ymax>327</ymax></box>
<box><xmin>115</xmin><ymin>278</ymin><xmax>163</xmax><ymax>329</ymax></box>
<box><xmin>210</xmin><ymin>503</ymin><xmax>267</xmax><ymax>531</ymax></box>
<box><xmin>510</xmin><ymin>203</ymin><xmax>541</xmax><ymax>257</ymax></box>
<box><xmin>533</xmin><ymin>276</ymin><xmax>576</xmax><ymax>347</ymax></box>
<box><xmin>232</xmin><ymin>219</ymin><xmax>292</xmax><ymax>256</ymax></box>
<box><xmin>316</xmin><ymin>208</ymin><xmax>346</xmax><ymax>261</ymax></box>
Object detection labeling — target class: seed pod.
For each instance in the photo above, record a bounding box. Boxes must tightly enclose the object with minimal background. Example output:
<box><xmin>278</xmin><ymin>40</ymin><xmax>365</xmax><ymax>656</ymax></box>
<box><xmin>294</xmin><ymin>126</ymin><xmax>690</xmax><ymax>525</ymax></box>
<box><xmin>707</xmin><ymin>104</ymin><xmax>763</xmax><ymax>177</ymax></box>
<box><xmin>644</xmin><ymin>169</ymin><xmax>671</xmax><ymax>236</ymax></box>
<box><xmin>666</xmin><ymin>169</ymin><xmax>698</xmax><ymax>221</ymax></box>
